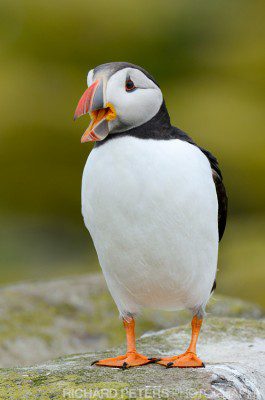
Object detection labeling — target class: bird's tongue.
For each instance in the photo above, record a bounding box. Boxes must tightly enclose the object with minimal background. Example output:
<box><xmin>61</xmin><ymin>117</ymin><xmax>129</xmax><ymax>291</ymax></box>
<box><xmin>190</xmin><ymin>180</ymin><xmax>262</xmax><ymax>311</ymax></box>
<box><xmin>81</xmin><ymin>108</ymin><xmax>109</xmax><ymax>143</ymax></box>
<box><xmin>89</xmin><ymin>109</ymin><xmax>108</xmax><ymax>130</ymax></box>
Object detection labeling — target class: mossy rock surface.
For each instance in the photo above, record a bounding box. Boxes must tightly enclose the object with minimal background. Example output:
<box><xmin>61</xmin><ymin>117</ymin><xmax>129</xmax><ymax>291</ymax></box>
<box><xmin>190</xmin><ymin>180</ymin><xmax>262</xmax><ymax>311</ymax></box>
<box><xmin>0</xmin><ymin>273</ymin><xmax>263</xmax><ymax>368</ymax></box>
<box><xmin>0</xmin><ymin>317</ymin><xmax>264</xmax><ymax>399</ymax></box>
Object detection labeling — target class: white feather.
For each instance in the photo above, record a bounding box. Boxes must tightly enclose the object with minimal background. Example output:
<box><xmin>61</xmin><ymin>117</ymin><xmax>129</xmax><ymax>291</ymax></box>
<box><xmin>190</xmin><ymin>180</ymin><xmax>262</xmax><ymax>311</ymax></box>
<box><xmin>82</xmin><ymin>137</ymin><xmax>219</xmax><ymax>317</ymax></box>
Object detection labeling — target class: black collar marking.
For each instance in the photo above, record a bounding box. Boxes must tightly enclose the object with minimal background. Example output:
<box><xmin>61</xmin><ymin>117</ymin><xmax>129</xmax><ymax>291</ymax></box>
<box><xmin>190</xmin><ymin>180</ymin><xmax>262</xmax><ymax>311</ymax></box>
<box><xmin>94</xmin><ymin>102</ymin><xmax>182</xmax><ymax>147</ymax></box>
<box><xmin>94</xmin><ymin>101</ymin><xmax>228</xmax><ymax>244</ymax></box>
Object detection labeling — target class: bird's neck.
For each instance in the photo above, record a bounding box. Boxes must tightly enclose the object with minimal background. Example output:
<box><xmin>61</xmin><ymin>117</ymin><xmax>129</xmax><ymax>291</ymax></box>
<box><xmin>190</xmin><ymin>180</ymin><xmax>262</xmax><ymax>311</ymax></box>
<box><xmin>94</xmin><ymin>101</ymin><xmax>176</xmax><ymax>147</ymax></box>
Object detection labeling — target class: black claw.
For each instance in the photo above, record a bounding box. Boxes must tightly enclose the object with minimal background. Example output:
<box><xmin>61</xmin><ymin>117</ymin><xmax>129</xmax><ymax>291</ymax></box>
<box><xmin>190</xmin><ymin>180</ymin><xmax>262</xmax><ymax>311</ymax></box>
<box><xmin>201</xmin><ymin>362</ymin><xmax>206</xmax><ymax>368</ymax></box>
<box><xmin>122</xmin><ymin>362</ymin><xmax>128</xmax><ymax>370</ymax></box>
<box><xmin>91</xmin><ymin>360</ymin><xmax>99</xmax><ymax>366</ymax></box>
<box><xmin>148</xmin><ymin>357</ymin><xmax>158</xmax><ymax>363</ymax></box>
<box><xmin>166</xmin><ymin>362</ymin><xmax>174</xmax><ymax>368</ymax></box>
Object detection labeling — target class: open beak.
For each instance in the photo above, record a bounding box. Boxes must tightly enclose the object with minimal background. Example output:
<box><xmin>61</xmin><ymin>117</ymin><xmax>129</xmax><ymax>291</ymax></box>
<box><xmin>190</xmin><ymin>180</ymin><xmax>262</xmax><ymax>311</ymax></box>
<box><xmin>74</xmin><ymin>79</ymin><xmax>116</xmax><ymax>143</ymax></box>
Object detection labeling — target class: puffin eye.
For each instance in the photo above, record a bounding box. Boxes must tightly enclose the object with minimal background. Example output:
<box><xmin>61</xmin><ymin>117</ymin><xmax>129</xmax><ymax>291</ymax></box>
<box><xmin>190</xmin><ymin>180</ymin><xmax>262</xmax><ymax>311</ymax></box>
<box><xmin>125</xmin><ymin>79</ymin><xmax>136</xmax><ymax>92</ymax></box>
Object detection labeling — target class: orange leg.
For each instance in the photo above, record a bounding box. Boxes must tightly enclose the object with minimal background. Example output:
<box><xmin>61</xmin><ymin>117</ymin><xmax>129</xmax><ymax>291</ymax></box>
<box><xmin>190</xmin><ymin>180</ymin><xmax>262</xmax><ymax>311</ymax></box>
<box><xmin>92</xmin><ymin>318</ymin><xmax>154</xmax><ymax>369</ymax></box>
<box><xmin>157</xmin><ymin>315</ymin><xmax>205</xmax><ymax>368</ymax></box>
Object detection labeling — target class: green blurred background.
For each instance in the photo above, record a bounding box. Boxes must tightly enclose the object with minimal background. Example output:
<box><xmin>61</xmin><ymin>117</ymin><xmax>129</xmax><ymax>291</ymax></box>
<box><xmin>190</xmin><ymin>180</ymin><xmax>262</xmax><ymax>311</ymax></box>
<box><xmin>0</xmin><ymin>0</ymin><xmax>264</xmax><ymax>306</ymax></box>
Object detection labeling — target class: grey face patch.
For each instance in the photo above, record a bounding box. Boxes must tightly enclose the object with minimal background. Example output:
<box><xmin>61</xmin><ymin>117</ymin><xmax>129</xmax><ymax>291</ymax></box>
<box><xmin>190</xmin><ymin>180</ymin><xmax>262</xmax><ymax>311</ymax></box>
<box><xmin>93</xmin><ymin>62</ymin><xmax>159</xmax><ymax>87</ymax></box>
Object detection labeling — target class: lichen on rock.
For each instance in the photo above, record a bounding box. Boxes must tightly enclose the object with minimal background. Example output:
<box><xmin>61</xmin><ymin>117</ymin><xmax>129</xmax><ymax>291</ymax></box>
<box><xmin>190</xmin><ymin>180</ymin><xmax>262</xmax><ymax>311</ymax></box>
<box><xmin>0</xmin><ymin>317</ymin><xmax>264</xmax><ymax>399</ymax></box>
<box><xmin>0</xmin><ymin>273</ymin><xmax>264</xmax><ymax>368</ymax></box>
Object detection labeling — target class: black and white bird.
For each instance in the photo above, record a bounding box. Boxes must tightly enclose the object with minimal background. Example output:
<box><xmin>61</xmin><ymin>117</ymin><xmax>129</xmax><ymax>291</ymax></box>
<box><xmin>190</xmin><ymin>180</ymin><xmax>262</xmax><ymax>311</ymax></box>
<box><xmin>74</xmin><ymin>62</ymin><xmax>228</xmax><ymax>369</ymax></box>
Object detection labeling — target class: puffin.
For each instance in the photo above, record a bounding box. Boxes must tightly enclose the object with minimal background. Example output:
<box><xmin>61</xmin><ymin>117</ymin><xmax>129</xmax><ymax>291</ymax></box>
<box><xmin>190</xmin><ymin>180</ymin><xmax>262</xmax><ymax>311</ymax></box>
<box><xmin>74</xmin><ymin>62</ymin><xmax>228</xmax><ymax>369</ymax></box>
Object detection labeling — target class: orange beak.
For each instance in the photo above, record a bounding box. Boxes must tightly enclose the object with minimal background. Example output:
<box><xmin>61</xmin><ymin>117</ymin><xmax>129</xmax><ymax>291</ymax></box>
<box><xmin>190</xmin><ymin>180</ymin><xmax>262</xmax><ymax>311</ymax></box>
<box><xmin>74</xmin><ymin>79</ymin><xmax>116</xmax><ymax>143</ymax></box>
<box><xmin>74</xmin><ymin>80</ymin><xmax>100</xmax><ymax>121</ymax></box>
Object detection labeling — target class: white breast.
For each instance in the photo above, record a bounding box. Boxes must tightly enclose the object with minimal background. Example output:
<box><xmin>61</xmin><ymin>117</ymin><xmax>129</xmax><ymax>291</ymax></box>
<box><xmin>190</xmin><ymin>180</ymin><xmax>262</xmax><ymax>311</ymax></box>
<box><xmin>82</xmin><ymin>137</ymin><xmax>218</xmax><ymax>317</ymax></box>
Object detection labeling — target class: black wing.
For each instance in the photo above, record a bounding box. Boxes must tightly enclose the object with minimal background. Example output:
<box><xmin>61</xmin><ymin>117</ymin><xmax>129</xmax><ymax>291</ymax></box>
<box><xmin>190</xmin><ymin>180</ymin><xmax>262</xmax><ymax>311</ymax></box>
<box><xmin>172</xmin><ymin>127</ymin><xmax>228</xmax><ymax>241</ymax></box>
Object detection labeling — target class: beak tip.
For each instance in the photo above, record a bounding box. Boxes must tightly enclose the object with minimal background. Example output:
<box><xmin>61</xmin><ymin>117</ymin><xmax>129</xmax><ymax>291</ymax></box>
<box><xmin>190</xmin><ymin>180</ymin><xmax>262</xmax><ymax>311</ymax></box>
<box><xmin>81</xmin><ymin>136</ymin><xmax>88</xmax><ymax>143</ymax></box>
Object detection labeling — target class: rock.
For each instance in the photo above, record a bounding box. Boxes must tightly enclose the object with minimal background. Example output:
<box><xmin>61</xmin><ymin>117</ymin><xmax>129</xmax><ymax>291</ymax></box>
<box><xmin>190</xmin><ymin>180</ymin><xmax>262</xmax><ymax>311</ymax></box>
<box><xmin>0</xmin><ymin>274</ymin><xmax>263</xmax><ymax>367</ymax></box>
<box><xmin>0</xmin><ymin>317</ymin><xmax>264</xmax><ymax>399</ymax></box>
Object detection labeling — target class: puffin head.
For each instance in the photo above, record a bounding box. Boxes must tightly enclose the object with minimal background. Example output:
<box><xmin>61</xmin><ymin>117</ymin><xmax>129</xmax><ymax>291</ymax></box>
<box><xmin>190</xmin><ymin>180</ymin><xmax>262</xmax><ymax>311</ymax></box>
<box><xmin>74</xmin><ymin>62</ymin><xmax>163</xmax><ymax>142</ymax></box>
